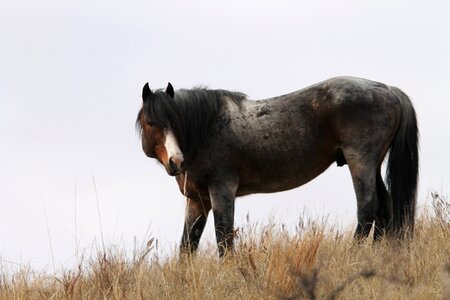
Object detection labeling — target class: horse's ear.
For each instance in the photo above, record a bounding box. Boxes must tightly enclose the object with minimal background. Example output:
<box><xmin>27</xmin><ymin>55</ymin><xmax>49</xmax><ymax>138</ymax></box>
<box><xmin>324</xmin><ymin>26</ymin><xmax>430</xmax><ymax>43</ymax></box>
<box><xmin>142</xmin><ymin>82</ymin><xmax>152</xmax><ymax>101</ymax></box>
<box><xmin>166</xmin><ymin>82</ymin><xmax>175</xmax><ymax>99</ymax></box>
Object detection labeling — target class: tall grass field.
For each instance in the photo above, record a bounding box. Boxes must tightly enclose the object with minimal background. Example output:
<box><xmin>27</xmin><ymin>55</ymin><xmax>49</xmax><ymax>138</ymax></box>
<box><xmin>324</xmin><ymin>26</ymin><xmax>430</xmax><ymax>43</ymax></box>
<box><xmin>1</xmin><ymin>193</ymin><xmax>450</xmax><ymax>299</ymax></box>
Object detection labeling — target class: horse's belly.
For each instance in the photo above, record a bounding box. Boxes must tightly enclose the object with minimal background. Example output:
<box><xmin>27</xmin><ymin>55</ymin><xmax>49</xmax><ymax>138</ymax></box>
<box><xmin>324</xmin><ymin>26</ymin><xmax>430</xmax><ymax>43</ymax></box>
<box><xmin>236</xmin><ymin>154</ymin><xmax>334</xmax><ymax>196</ymax></box>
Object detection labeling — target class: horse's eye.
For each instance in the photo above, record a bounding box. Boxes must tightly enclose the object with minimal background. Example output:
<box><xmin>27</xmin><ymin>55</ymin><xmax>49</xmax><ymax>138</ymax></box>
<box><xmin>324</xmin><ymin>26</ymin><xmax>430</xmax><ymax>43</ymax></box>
<box><xmin>147</xmin><ymin>121</ymin><xmax>155</xmax><ymax>127</ymax></box>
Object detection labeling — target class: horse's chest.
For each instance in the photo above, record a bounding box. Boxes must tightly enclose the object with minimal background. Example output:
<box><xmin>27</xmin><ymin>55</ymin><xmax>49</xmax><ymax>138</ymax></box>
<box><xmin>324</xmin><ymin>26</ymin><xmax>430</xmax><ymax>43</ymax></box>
<box><xmin>175</xmin><ymin>174</ymin><xmax>208</xmax><ymax>199</ymax></box>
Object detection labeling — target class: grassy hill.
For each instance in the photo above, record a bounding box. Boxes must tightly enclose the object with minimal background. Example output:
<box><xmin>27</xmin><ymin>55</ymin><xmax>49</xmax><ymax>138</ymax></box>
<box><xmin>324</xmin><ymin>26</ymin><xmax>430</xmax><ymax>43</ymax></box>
<box><xmin>1</xmin><ymin>193</ymin><xmax>450</xmax><ymax>299</ymax></box>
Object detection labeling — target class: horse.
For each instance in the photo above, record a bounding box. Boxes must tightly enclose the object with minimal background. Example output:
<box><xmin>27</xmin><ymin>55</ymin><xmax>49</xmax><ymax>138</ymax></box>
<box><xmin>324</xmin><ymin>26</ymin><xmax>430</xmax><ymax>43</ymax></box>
<box><xmin>136</xmin><ymin>76</ymin><xmax>419</xmax><ymax>257</ymax></box>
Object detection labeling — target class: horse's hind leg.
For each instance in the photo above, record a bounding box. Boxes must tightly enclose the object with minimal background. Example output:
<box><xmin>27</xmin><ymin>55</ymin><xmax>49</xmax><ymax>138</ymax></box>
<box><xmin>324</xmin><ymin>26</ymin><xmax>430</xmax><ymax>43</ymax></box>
<box><xmin>374</xmin><ymin>170</ymin><xmax>393</xmax><ymax>240</ymax></box>
<box><xmin>346</xmin><ymin>153</ymin><xmax>379</xmax><ymax>238</ymax></box>
<box><xmin>180</xmin><ymin>197</ymin><xmax>211</xmax><ymax>254</ymax></box>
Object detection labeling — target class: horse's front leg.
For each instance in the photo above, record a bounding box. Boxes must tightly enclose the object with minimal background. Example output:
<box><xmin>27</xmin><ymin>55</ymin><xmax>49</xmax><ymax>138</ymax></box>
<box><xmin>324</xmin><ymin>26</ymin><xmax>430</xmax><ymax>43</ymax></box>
<box><xmin>180</xmin><ymin>197</ymin><xmax>211</xmax><ymax>254</ymax></box>
<box><xmin>208</xmin><ymin>177</ymin><xmax>238</xmax><ymax>257</ymax></box>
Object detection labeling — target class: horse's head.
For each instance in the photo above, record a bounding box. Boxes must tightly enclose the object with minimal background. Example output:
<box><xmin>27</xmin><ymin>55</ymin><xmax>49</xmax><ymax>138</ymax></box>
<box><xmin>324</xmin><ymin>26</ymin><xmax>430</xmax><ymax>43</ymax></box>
<box><xmin>138</xmin><ymin>82</ymin><xmax>184</xmax><ymax>176</ymax></box>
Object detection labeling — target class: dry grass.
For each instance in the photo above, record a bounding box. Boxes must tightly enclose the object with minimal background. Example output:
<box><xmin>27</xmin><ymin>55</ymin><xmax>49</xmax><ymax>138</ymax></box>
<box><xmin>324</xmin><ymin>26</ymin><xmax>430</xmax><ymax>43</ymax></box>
<box><xmin>2</xmin><ymin>193</ymin><xmax>450</xmax><ymax>299</ymax></box>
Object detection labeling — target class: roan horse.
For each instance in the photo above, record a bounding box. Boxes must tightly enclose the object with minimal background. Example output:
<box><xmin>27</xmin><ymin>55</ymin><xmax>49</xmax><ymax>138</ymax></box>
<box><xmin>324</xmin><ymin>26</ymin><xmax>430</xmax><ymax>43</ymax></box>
<box><xmin>136</xmin><ymin>76</ymin><xmax>419</xmax><ymax>257</ymax></box>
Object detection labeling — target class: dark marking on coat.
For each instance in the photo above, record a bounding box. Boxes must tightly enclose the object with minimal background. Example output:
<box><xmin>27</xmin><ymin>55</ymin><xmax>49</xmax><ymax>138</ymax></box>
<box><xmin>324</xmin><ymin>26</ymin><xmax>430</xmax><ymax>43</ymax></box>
<box><xmin>256</xmin><ymin>106</ymin><xmax>271</xmax><ymax>118</ymax></box>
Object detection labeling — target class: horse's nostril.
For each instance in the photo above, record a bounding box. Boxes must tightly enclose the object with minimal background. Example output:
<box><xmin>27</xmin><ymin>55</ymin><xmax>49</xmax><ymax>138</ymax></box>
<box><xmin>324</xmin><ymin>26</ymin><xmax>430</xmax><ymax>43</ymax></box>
<box><xmin>169</xmin><ymin>158</ymin><xmax>177</xmax><ymax>171</ymax></box>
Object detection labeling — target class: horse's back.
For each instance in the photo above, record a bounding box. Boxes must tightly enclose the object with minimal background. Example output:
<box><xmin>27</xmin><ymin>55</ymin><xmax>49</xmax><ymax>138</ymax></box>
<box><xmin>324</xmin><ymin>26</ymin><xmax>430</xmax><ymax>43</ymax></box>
<box><xmin>231</xmin><ymin>76</ymin><xmax>401</xmax><ymax>150</ymax></box>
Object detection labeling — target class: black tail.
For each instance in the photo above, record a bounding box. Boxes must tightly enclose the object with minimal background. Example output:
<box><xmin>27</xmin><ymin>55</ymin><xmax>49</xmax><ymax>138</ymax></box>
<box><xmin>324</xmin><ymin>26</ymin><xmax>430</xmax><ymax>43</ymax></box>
<box><xmin>386</xmin><ymin>87</ymin><xmax>419</xmax><ymax>237</ymax></box>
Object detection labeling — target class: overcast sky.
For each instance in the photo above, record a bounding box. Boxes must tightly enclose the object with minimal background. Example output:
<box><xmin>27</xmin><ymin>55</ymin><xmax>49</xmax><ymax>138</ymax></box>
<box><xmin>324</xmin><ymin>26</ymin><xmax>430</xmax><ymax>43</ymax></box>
<box><xmin>1</xmin><ymin>0</ymin><xmax>449</xmax><ymax>270</ymax></box>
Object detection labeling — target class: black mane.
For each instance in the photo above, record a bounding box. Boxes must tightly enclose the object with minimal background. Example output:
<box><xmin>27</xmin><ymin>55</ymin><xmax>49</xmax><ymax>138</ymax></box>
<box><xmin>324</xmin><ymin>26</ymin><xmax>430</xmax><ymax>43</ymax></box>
<box><xmin>136</xmin><ymin>88</ymin><xmax>246</xmax><ymax>157</ymax></box>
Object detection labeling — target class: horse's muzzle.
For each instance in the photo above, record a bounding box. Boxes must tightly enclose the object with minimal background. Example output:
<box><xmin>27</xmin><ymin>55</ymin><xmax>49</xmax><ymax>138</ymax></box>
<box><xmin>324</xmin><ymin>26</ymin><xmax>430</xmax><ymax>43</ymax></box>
<box><xmin>167</xmin><ymin>156</ymin><xmax>184</xmax><ymax>176</ymax></box>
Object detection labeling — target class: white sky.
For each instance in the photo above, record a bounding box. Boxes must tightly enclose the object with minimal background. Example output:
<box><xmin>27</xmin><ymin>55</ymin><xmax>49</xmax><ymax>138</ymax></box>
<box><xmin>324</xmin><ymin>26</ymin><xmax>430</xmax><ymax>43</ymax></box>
<box><xmin>1</xmin><ymin>0</ymin><xmax>449</xmax><ymax>270</ymax></box>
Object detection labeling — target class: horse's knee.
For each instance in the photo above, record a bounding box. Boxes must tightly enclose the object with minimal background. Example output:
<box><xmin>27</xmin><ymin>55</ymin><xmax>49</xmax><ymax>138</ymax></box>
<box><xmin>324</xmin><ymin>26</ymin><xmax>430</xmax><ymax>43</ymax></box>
<box><xmin>180</xmin><ymin>198</ymin><xmax>210</xmax><ymax>252</ymax></box>
<box><xmin>211</xmin><ymin>206</ymin><xmax>235</xmax><ymax>256</ymax></box>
